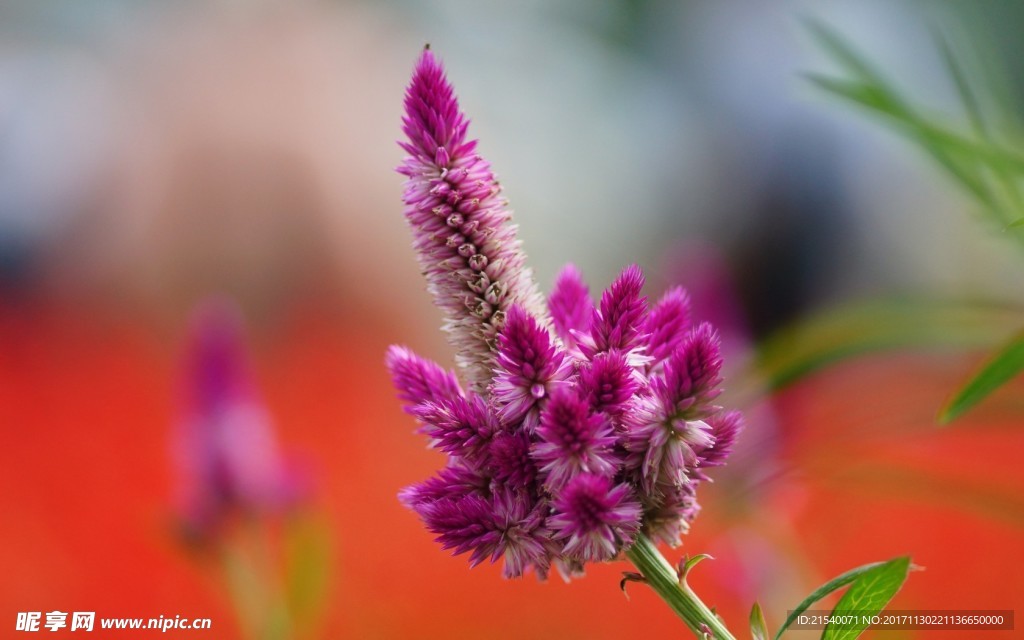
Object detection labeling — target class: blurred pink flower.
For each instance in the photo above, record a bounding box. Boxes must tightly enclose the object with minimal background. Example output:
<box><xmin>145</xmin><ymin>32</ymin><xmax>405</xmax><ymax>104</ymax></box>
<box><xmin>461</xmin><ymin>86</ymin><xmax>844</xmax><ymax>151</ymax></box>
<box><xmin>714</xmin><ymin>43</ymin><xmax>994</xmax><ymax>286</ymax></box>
<box><xmin>172</xmin><ymin>298</ymin><xmax>303</xmax><ymax>541</ymax></box>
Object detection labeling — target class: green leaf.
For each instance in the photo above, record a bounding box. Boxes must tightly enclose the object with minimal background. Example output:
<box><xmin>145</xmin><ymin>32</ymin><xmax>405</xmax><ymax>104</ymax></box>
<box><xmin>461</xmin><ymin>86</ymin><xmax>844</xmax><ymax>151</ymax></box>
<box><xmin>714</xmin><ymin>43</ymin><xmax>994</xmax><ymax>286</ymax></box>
<box><xmin>804</xmin><ymin>75</ymin><xmax>894</xmax><ymax>114</ymax></box>
<box><xmin>935</xmin><ymin>30</ymin><xmax>1024</xmax><ymax>222</ymax></box>
<box><xmin>803</xmin><ymin>18</ymin><xmax>891</xmax><ymax>89</ymax></box>
<box><xmin>822</xmin><ymin>557</ymin><xmax>912</xmax><ymax>640</ymax></box>
<box><xmin>935</xmin><ymin>31</ymin><xmax>986</xmax><ymax>136</ymax></box>
<box><xmin>750</xmin><ymin>602</ymin><xmax>769</xmax><ymax>640</ymax></box>
<box><xmin>808</xmin><ymin>70</ymin><xmax>1008</xmax><ymax>208</ymax></box>
<box><xmin>806</xmin><ymin>18</ymin><xmax>1024</xmax><ymax>244</ymax></box>
<box><xmin>773</xmin><ymin>558</ymin><xmax>909</xmax><ymax>640</ymax></box>
<box><xmin>939</xmin><ymin>331</ymin><xmax>1024</xmax><ymax>423</ymax></box>
<box><xmin>753</xmin><ymin>299</ymin><xmax>1020</xmax><ymax>391</ymax></box>
<box><xmin>678</xmin><ymin>553</ymin><xmax>713</xmax><ymax>584</ymax></box>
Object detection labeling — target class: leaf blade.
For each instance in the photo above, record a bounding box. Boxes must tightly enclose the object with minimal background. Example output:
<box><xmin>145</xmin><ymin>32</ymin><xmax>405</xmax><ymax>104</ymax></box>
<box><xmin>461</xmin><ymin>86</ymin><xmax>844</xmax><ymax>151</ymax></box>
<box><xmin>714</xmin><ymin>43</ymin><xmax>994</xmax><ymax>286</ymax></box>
<box><xmin>773</xmin><ymin>560</ymin><xmax>888</xmax><ymax>640</ymax></box>
<box><xmin>806</xmin><ymin>18</ymin><xmax>1024</xmax><ymax>246</ymax></box>
<box><xmin>750</xmin><ymin>601</ymin><xmax>769</xmax><ymax>640</ymax></box>
<box><xmin>822</xmin><ymin>557</ymin><xmax>912</xmax><ymax>640</ymax></box>
<box><xmin>753</xmin><ymin>299</ymin><xmax>1021</xmax><ymax>391</ymax></box>
<box><xmin>940</xmin><ymin>331</ymin><xmax>1024</xmax><ymax>423</ymax></box>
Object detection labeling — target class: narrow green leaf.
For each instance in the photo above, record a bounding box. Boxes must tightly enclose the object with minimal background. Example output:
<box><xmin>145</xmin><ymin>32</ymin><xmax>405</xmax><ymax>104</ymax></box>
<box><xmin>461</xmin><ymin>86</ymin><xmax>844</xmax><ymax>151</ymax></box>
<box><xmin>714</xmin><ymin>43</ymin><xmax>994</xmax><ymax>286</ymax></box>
<box><xmin>822</xmin><ymin>557</ymin><xmax>912</xmax><ymax>640</ymax></box>
<box><xmin>803</xmin><ymin>18</ymin><xmax>891</xmax><ymax>89</ymax></box>
<box><xmin>678</xmin><ymin>553</ymin><xmax>713</xmax><ymax>583</ymax></box>
<box><xmin>968</xmin><ymin>25</ymin><xmax>1024</xmax><ymax>134</ymax></box>
<box><xmin>1008</xmin><ymin>217</ymin><xmax>1024</xmax><ymax>229</ymax></box>
<box><xmin>753</xmin><ymin>299</ymin><xmax>1020</xmax><ymax>391</ymax></box>
<box><xmin>805</xmin><ymin>75</ymin><xmax>894</xmax><ymax>114</ymax></box>
<box><xmin>810</xmin><ymin>70</ymin><xmax>1023</xmax><ymax>186</ymax></box>
<box><xmin>806</xmin><ymin>18</ymin><xmax>1024</xmax><ymax>245</ymax></box>
<box><xmin>930</xmin><ymin>128</ymin><xmax>1024</xmax><ymax>175</ymax></box>
<box><xmin>936</xmin><ymin>29</ymin><xmax>1024</xmax><ymax>223</ymax></box>
<box><xmin>807</xmin><ymin>72</ymin><xmax>1001</xmax><ymax>216</ymax></box>
<box><xmin>939</xmin><ymin>331</ymin><xmax>1024</xmax><ymax>423</ymax></box>
<box><xmin>936</xmin><ymin>31</ymin><xmax>987</xmax><ymax>136</ymax></box>
<box><xmin>773</xmin><ymin>561</ymin><xmax>890</xmax><ymax>640</ymax></box>
<box><xmin>750</xmin><ymin>602</ymin><xmax>769</xmax><ymax>640</ymax></box>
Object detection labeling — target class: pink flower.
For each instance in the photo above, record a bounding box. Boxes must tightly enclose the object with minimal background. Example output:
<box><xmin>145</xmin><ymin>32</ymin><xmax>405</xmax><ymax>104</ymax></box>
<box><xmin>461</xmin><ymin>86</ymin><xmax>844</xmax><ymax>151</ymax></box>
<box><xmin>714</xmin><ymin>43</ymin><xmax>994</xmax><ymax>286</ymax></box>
<box><xmin>644</xmin><ymin>286</ymin><xmax>691</xmax><ymax>372</ymax></box>
<box><xmin>578</xmin><ymin>351</ymin><xmax>639</xmax><ymax>416</ymax></box>
<box><xmin>491</xmin><ymin>305</ymin><xmax>572</xmax><ymax>432</ymax></box>
<box><xmin>577</xmin><ymin>265</ymin><xmax>650</xmax><ymax>367</ymax></box>
<box><xmin>548</xmin><ymin>474</ymin><xmax>642</xmax><ymax>563</ymax></box>
<box><xmin>385</xmin><ymin>345</ymin><xmax>465</xmax><ymax>414</ymax></box>
<box><xmin>413</xmin><ymin>488</ymin><xmax>553</xmax><ymax>579</ymax></box>
<box><xmin>173</xmin><ymin>299</ymin><xmax>302</xmax><ymax>541</ymax></box>
<box><xmin>625</xmin><ymin>323</ymin><xmax>723</xmax><ymax>494</ymax></box>
<box><xmin>533</xmin><ymin>388</ymin><xmax>620</xmax><ymax>491</ymax></box>
<box><xmin>548</xmin><ymin>264</ymin><xmax>593</xmax><ymax>351</ymax></box>
<box><xmin>411</xmin><ymin>394</ymin><xmax>499</xmax><ymax>465</ymax></box>
<box><xmin>391</xmin><ymin>50</ymin><xmax>743</xmax><ymax>579</ymax></box>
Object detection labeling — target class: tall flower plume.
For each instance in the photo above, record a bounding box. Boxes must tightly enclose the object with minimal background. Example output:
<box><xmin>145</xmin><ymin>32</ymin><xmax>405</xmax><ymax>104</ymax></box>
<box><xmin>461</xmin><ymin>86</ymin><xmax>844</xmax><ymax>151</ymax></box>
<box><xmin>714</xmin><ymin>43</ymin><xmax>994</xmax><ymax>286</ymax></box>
<box><xmin>390</xmin><ymin>50</ymin><xmax>743</xmax><ymax>581</ymax></box>
<box><xmin>398</xmin><ymin>47</ymin><xmax>545</xmax><ymax>392</ymax></box>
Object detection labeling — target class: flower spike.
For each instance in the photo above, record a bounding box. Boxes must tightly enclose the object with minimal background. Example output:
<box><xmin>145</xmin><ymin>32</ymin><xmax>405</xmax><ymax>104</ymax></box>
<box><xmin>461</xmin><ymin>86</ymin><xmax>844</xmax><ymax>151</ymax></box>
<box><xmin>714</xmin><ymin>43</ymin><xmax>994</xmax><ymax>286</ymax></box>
<box><xmin>491</xmin><ymin>305</ymin><xmax>572</xmax><ymax>432</ymax></box>
<box><xmin>548</xmin><ymin>264</ymin><xmax>594</xmax><ymax>349</ymax></box>
<box><xmin>533</xmin><ymin>388</ymin><xmax>620</xmax><ymax>491</ymax></box>
<box><xmin>549</xmin><ymin>474</ymin><xmax>642</xmax><ymax>563</ymax></box>
<box><xmin>578</xmin><ymin>264</ymin><xmax>650</xmax><ymax>366</ymax></box>
<box><xmin>644</xmin><ymin>286</ymin><xmax>691</xmax><ymax>371</ymax></box>
<box><xmin>398</xmin><ymin>48</ymin><xmax>545</xmax><ymax>392</ymax></box>
<box><xmin>385</xmin><ymin>345</ymin><xmax>464</xmax><ymax>414</ymax></box>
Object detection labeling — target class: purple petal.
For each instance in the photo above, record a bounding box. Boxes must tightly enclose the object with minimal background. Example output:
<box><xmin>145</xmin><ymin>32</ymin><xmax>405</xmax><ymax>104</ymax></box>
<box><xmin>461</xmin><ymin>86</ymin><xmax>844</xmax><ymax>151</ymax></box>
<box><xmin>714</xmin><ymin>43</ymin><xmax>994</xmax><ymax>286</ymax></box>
<box><xmin>696</xmin><ymin>410</ymin><xmax>743</xmax><ymax>468</ymax></box>
<box><xmin>488</xmin><ymin>430</ymin><xmax>538</xmax><ymax>490</ymax></box>
<box><xmin>641</xmin><ymin>483</ymin><xmax>701</xmax><ymax>547</ymax></box>
<box><xmin>174</xmin><ymin>298</ymin><xmax>301</xmax><ymax>539</ymax></box>
<box><xmin>661</xmin><ymin>322</ymin><xmax>724</xmax><ymax>416</ymax></box>
<box><xmin>398</xmin><ymin>464</ymin><xmax>491</xmax><ymax>508</ymax></box>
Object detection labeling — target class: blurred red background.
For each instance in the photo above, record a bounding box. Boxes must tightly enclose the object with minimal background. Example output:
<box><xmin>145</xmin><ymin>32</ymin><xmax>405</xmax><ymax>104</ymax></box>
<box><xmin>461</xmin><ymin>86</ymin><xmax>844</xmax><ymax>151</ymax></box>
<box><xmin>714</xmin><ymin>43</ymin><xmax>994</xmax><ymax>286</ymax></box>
<box><xmin>3</xmin><ymin>291</ymin><xmax>1021</xmax><ymax>638</ymax></box>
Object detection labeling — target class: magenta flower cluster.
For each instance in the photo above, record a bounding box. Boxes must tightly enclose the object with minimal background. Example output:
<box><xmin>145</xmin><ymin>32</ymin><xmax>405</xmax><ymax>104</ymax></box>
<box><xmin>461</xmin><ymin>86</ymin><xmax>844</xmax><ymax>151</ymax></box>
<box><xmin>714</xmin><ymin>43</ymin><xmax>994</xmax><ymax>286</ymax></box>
<box><xmin>389</xmin><ymin>49</ymin><xmax>741</xmax><ymax>580</ymax></box>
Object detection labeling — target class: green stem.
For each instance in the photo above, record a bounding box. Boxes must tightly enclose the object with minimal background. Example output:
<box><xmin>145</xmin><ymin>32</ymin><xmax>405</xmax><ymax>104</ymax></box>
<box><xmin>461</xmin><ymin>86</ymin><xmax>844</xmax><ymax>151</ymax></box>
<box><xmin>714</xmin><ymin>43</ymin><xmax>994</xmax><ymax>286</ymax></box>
<box><xmin>624</xmin><ymin>534</ymin><xmax>735</xmax><ymax>639</ymax></box>
<box><xmin>219</xmin><ymin>522</ymin><xmax>292</xmax><ymax>640</ymax></box>
<box><xmin>220</xmin><ymin>542</ymin><xmax>262</xmax><ymax>640</ymax></box>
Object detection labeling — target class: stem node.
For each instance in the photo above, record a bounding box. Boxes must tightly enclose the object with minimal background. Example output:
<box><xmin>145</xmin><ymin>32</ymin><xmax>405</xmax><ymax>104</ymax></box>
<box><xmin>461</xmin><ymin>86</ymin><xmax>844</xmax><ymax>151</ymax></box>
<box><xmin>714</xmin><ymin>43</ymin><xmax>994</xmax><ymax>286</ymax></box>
<box><xmin>623</xmin><ymin>534</ymin><xmax>735</xmax><ymax>640</ymax></box>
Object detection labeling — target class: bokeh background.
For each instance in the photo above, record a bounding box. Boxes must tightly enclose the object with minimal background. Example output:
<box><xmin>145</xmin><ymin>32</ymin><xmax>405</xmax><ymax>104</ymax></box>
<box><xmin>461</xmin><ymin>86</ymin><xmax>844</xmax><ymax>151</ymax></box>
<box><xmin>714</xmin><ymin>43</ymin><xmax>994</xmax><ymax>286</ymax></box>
<box><xmin>2</xmin><ymin>0</ymin><xmax>1023</xmax><ymax>637</ymax></box>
